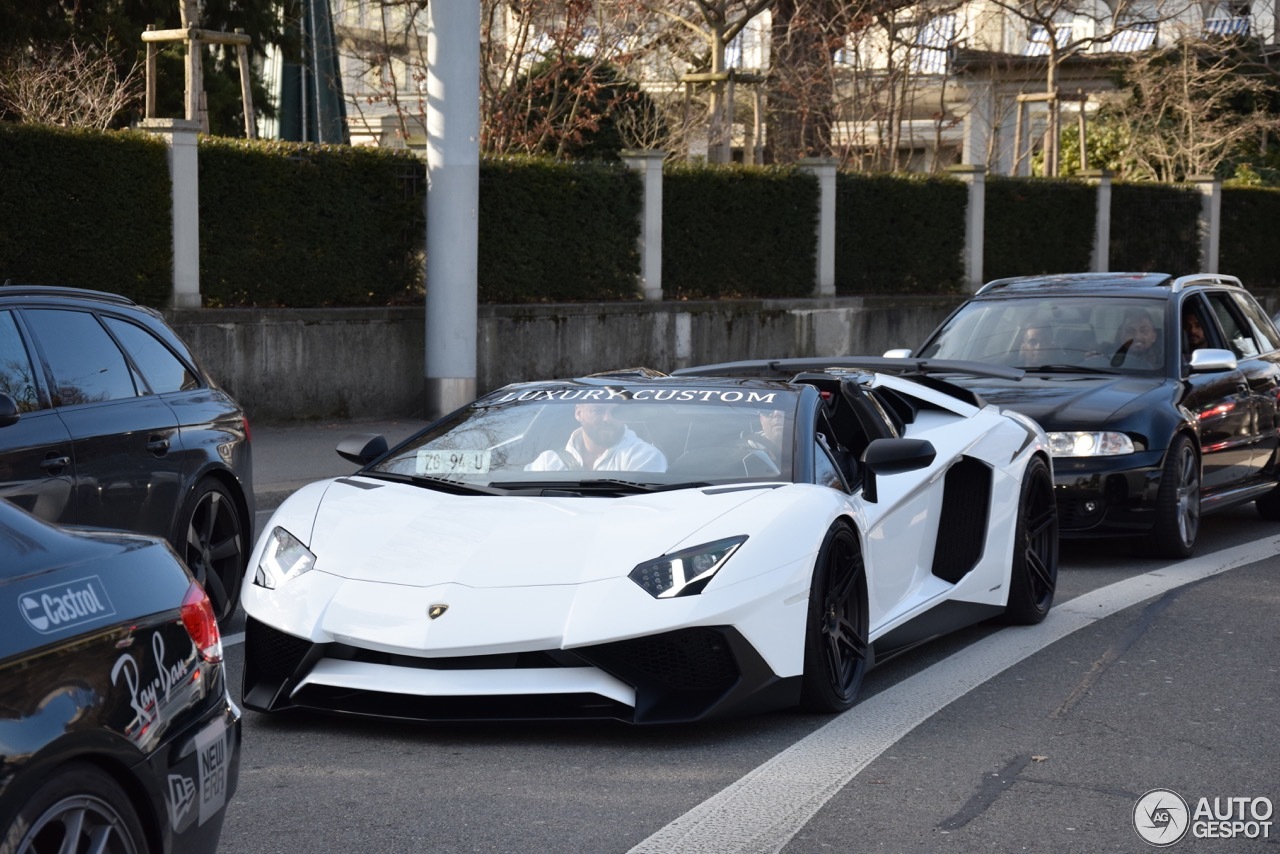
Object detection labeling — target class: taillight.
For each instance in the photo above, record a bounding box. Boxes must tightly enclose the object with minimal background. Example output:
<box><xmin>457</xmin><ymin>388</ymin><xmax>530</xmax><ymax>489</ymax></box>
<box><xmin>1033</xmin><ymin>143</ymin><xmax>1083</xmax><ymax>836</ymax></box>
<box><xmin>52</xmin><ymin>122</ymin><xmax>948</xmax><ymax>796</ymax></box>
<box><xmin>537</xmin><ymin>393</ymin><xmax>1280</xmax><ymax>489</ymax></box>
<box><xmin>181</xmin><ymin>582</ymin><xmax>224</xmax><ymax>663</ymax></box>
<box><xmin>242</xmin><ymin>416</ymin><xmax>252</xmax><ymax>443</ymax></box>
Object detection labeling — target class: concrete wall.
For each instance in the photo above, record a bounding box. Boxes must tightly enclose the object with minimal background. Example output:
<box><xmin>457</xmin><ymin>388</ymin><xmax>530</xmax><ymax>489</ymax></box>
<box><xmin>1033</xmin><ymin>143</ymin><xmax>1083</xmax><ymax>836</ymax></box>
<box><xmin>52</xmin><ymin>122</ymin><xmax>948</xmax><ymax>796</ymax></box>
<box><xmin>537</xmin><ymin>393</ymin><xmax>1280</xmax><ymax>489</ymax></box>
<box><xmin>168</xmin><ymin>296</ymin><xmax>965</xmax><ymax>423</ymax></box>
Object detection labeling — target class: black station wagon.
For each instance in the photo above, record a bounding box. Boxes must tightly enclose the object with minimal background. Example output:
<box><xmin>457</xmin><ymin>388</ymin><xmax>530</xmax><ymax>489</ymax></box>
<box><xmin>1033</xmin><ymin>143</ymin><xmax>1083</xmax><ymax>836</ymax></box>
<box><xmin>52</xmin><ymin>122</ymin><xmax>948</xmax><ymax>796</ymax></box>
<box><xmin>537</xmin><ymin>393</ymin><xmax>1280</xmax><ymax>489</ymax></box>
<box><xmin>0</xmin><ymin>284</ymin><xmax>252</xmax><ymax>619</ymax></box>
<box><xmin>893</xmin><ymin>272</ymin><xmax>1280</xmax><ymax>558</ymax></box>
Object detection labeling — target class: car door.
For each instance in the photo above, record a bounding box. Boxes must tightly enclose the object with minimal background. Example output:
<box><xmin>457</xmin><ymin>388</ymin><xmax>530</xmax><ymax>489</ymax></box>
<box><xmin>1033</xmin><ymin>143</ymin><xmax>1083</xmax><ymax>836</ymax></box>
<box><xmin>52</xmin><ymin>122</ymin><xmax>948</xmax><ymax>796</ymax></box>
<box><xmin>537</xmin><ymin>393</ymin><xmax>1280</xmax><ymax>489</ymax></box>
<box><xmin>0</xmin><ymin>309</ymin><xmax>76</xmax><ymax>522</ymax></box>
<box><xmin>1199</xmin><ymin>291</ymin><xmax>1275</xmax><ymax>488</ymax></box>
<box><xmin>825</xmin><ymin>383</ymin><xmax>942</xmax><ymax>625</ymax></box>
<box><xmin>20</xmin><ymin>308</ymin><xmax>185</xmax><ymax>538</ymax></box>
<box><xmin>1177</xmin><ymin>294</ymin><xmax>1253</xmax><ymax>493</ymax></box>
<box><xmin>1227</xmin><ymin>290</ymin><xmax>1280</xmax><ymax>476</ymax></box>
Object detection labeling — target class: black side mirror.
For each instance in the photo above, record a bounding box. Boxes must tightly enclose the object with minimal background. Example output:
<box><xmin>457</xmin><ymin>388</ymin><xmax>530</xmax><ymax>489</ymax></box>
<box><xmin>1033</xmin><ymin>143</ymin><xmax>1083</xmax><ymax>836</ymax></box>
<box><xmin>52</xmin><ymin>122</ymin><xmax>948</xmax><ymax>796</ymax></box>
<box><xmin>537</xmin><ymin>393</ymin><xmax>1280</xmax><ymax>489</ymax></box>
<box><xmin>337</xmin><ymin>433</ymin><xmax>389</xmax><ymax>466</ymax></box>
<box><xmin>860</xmin><ymin>438</ymin><xmax>936</xmax><ymax>503</ymax></box>
<box><xmin>0</xmin><ymin>392</ymin><xmax>18</xmax><ymax>428</ymax></box>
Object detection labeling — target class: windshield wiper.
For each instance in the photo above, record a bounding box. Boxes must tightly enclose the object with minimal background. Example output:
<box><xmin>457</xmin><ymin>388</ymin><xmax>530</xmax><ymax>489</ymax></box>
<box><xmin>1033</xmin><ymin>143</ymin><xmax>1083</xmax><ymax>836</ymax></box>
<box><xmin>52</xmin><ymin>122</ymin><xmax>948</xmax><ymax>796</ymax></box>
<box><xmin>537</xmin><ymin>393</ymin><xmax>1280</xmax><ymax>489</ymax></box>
<box><xmin>1020</xmin><ymin>364</ymin><xmax>1121</xmax><ymax>375</ymax></box>
<box><xmin>488</xmin><ymin>479</ymin><xmax>710</xmax><ymax>495</ymax></box>
<box><xmin>362</xmin><ymin>471</ymin><xmax>506</xmax><ymax>496</ymax></box>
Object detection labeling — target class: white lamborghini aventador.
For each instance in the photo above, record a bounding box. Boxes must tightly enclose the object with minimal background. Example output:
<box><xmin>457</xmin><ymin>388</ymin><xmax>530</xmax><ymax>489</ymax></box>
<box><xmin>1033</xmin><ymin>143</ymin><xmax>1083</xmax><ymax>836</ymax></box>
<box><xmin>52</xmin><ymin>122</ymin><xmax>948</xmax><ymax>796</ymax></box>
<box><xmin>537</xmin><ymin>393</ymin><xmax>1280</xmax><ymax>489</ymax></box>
<box><xmin>240</xmin><ymin>358</ymin><xmax>1058</xmax><ymax>724</ymax></box>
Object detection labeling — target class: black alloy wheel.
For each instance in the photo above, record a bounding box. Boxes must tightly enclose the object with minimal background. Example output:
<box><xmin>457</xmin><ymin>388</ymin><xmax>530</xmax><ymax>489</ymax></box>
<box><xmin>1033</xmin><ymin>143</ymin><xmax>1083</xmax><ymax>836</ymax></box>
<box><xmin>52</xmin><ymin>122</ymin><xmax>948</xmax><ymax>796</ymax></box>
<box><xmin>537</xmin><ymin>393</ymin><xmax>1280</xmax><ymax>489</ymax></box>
<box><xmin>181</xmin><ymin>478</ymin><xmax>246</xmax><ymax>622</ymax></box>
<box><xmin>1003</xmin><ymin>455</ymin><xmax>1058</xmax><ymax>624</ymax></box>
<box><xmin>1145</xmin><ymin>434</ymin><xmax>1200</xmax><ymax>559</ymax></box>
<box><xmin>2</xmin><ymin>763</ymin><xmax>146</xmax><ymax>854</ymax></box>
<box><xmin>799</xmin><ymin>521</ymin><xmax>869</xmax><ymax>713</ymax></box>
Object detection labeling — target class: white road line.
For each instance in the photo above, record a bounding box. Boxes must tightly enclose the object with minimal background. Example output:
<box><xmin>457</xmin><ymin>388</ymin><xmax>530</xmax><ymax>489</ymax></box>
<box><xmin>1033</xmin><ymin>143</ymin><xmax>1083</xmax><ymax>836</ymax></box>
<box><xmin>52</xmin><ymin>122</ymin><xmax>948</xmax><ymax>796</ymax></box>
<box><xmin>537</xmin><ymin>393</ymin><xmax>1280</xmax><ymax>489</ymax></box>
<box><xmin>224</xmin><ymin>631</ymin><xmax>244</xmax><ymax>647</ymax></box>
<box><xmin>628</xmin><ymin>536</ymin><xmax>1280</xmax><ymax>854</ymax></box>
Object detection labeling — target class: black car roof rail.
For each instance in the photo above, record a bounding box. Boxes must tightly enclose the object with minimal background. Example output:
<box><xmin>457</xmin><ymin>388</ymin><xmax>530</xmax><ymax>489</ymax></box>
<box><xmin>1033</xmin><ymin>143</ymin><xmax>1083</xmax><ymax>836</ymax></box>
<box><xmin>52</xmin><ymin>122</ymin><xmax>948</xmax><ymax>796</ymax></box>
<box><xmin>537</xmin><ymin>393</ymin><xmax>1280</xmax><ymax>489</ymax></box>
<box><xmin>673</xmin><ymin>357</ymin><xmax>1025</xmax><ymax>382</ymax></box>
<box><xmin>976</xmin><ymin>272</ymin><xmax>1175</xmax><ymax>295</ymax></box>
<box><xmin>1170</xmin><ymin>273</ymin><xmax>1243</xmax><ymax>293</ymax></box>
<box><xmin>0</xmin><ymin>283</ymin><xmax>138</xmax><ymax>306</ymax></box>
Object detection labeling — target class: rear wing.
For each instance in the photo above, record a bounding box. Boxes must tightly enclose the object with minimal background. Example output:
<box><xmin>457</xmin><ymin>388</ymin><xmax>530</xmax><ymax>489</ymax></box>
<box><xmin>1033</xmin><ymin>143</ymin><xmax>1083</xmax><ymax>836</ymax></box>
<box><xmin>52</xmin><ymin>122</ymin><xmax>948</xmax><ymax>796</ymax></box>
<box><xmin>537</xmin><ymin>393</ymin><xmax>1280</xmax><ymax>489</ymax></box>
<box><xmin>673</xmin><ymin>357</ymin><xmax>1024</xmax><ymax>411</ymax></box>
<box><xmin>672</xmin><ymin>357</ymin><xmax>1024</xmax><ymax>382</ymax></box>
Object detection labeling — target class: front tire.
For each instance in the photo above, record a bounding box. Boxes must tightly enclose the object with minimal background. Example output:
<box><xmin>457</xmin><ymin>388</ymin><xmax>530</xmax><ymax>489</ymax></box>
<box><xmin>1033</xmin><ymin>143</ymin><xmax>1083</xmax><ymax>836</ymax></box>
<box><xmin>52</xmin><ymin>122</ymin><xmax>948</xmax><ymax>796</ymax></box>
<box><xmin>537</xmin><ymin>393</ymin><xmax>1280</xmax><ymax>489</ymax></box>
<box><xmin>0</xmin><ymin>762</ymin><xmax>148</xmax><ymax>854</ymax></box>
<box><xmin>1003</xmin><ymin>455</ymin><xmax>1058</xmax><ymax>625</ymax></box>
<box><xmin>799</xmin><ymin>521</ymin><xmax>869</xmax><ymax>713</ymax></box>
<box><xmin>1144</xmin><ymin>434</ymin><xmax>1200</xmax><ymax>559</ymax></box>
<box><xmin>179</xmin><ymin>478</ymin><xmax>246</xmax><ymax>622</ymax></box>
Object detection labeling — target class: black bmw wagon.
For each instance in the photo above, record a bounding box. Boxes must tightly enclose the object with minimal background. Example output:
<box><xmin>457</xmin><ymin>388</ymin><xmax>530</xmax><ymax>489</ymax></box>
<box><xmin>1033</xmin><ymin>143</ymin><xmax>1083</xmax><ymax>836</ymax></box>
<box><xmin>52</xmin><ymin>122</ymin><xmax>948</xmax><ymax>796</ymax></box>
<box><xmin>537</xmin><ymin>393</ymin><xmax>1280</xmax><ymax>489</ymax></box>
<box><xmin>894</xmin><ymin>272</ymin><xmax>1280</xmax><ymax>558</ymax></box>
<box><xmin>0</xmin><ymin>284</ymin><xmax>252</xmax><ymax>620</ymax></box>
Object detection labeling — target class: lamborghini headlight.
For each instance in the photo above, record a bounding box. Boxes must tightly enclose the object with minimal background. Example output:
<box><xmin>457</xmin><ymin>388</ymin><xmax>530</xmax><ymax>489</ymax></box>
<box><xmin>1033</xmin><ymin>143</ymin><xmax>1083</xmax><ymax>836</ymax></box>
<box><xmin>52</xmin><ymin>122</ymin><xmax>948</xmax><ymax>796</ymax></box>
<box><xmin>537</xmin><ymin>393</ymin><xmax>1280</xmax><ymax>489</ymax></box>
<box><xmin>629</xmin><ymin>536</ymin><xmax>747</xmax><ymax>599</ymax></box>
<box><xmin>254</xmin><ymin>527</ymin><xmax>316</xmax><ymax>589</ymax></box>
<box><xmin>1047</xmin><ymin>431</ymin><xmax>1135</xmax><ymax>457</ymax></box>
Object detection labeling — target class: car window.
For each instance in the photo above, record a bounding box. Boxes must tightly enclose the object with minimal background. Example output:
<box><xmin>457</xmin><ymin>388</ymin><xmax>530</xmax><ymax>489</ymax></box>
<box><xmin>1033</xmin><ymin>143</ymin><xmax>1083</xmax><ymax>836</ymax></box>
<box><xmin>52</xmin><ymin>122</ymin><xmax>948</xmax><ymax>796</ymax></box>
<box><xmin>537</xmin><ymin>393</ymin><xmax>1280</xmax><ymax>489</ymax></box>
<box><xmin>23</xmin><ymin>309</ymin><xmax>138</xmax><ymax>405</ymax></box>
<box><xmin>814</xmin><ymin>437</ymin><xmax>848</xmax><ymax>492</ymax></box>
<box><xmin>103</xmin><ymin>316</ymin><xmax>200</xmax><ymax>393</ymax></box>
<box><xmin>0</xmin><ymin>311</ymin><xmax>44</xmax><ymax>413</ymax></box>
<box><xmin>1204</xmin><ymin>293</ymin><xmax>1260</xmax><ymax>359</ymax></box>
<box><xmin>1229</xmin><ymin>292</ymin><xmax>1279</xmax><ymax>354</ymax></box>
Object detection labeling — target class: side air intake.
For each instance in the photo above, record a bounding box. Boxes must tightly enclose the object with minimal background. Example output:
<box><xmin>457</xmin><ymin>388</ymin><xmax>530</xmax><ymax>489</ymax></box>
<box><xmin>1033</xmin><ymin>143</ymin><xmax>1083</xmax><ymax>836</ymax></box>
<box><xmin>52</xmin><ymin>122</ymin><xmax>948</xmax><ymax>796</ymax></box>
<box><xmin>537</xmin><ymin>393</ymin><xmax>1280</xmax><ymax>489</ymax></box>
<box><xmin>931</xmin><ymin>457</ymin><xmax>991</xmax><ymax>583</ymax></box>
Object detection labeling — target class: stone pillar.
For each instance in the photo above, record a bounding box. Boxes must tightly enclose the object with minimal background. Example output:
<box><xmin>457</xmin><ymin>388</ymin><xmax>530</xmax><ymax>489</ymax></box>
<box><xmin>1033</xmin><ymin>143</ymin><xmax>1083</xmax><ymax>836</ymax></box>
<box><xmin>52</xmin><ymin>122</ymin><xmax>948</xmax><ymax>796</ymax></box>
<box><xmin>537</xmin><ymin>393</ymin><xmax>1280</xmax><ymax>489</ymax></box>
<box><xmin>1082</xmin><ymin>169</ymin><xmax>1112</xmax><ymax>273</ymax></box>
<box><xmin>140</xmin><ymin>118</ymin><xmax>201</xmax><ymax>308</ymax></box>
<box><xmin>948</xmin><ymin>165</ymin><xmax>986</xmax><ymax>292</ymax></box>
<box><xmin>798</xmin><ymin>157</ymin><xmax>837</xmax><ymax>298</ymax></box>
<box><xmin>961</xmin><ymin>81</ymin><xmax>995</xmax><ymax>172</ymax></box>
<box><xmin>620</xmin><ymin>150</ymin><xmax>664</xmax><ymax>302</ymax></box>
<box><xmin>424</xmin><ymin>1</ymin><xmax>480</xmax><ymax>419</ymax></box>
<box><xmin>1191</xmin><ymin>175</ymin><xmax>1221</xmax><ymax>274</ymax></box>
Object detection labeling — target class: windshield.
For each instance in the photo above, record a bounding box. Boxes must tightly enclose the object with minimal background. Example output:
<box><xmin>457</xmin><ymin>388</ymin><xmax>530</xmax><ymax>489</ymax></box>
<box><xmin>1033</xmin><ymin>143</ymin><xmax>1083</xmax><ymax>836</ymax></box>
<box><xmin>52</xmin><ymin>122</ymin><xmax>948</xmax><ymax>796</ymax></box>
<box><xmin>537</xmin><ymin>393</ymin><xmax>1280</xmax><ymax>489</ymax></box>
<box><xmin>369</xmin><ymin>383</ymin><xmax>801</xmax><ymax>489</ymax></box>
<box><xmin>918</xmin><ymin>297</ymin><xmax>1167</xmax><ymax>373</ymax></box>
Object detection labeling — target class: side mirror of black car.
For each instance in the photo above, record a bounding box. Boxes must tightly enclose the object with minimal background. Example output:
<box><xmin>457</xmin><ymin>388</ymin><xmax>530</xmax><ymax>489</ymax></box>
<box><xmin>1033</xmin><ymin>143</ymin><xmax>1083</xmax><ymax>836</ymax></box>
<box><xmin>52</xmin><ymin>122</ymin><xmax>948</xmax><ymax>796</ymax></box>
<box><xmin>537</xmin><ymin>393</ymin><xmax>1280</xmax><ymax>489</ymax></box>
<box><xmin>0</xmin><ymin>392</ymin><xmax>19</xmax><ymax>428</ymax></box>
<box><xmin>860</xmin><ymin>438</ymin><xmax>936</xmax><ymax>503</ymax></box>
<box><xmin>337</xmin><ymin>433</ymin><xmax>389</xmax><ymax>465</ymax></box>
<box><xmin>1188</xmin><ymin>348</ymin><xmax>1238</xmax><ymax>373</ymax></box>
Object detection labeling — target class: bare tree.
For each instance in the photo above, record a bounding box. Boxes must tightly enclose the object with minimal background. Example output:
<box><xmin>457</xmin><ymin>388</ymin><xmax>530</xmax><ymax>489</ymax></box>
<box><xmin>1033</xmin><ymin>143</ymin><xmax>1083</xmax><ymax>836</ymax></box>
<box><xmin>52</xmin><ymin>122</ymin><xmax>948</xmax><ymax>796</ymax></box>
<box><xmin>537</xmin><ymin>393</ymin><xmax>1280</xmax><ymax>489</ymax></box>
<box><xmin>482</xmin><ymin>0</ymin><xmax>660</xmax><ymax>158</ymax></box>
<box><xmin>1109</xmin><ymin>38</ymin><xmax>1280</xmax><ymax>181</ymax></box>
<box><xmin>639</xmin><ymin>0</ymin><xmax>774</xmax><ymax>163</ymax></box>
<box><xmin>982</xmin><ymin>0</ymin><xmax>1198</xmax><ymax>176</ymax></box>
<box><xmin>0</xmin><ymin>40</ymin><xmax>142</xmax><ymax>130</ymax></box>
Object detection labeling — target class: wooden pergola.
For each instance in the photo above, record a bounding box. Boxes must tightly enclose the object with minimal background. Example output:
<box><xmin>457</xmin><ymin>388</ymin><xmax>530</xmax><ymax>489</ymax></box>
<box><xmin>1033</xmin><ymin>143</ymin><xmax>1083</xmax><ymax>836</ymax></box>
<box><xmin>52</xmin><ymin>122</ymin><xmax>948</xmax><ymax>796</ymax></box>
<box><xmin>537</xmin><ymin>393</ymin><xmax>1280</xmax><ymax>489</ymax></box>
<box><xmin>141</xmin><ymin>0</ymin><xmax>256</xmax><ymax>137</ymax></box>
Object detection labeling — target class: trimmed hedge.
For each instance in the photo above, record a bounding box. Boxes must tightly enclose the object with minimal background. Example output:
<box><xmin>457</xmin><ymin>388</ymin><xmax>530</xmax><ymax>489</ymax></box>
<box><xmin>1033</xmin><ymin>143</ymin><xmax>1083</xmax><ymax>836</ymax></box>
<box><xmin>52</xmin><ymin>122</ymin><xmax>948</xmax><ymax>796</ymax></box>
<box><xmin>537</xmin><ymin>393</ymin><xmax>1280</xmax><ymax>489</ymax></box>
<box><xmin>662</xmin><ymin>164</ymin><xmax>816</xmax><ymax>299</ymax></box>
<box><xmin>835</xmin><ymin>173</ymin><xmax>965</xmax><ymax>293</ymax></box>
<box><xmin>984</xmin><ymin>177</ymin><xmax>1096</xmax><ymax>281</ymax></box>
<box><xmin>199</xmin><ymin>139</ymin><xmax>425</xmax><ymax>307</ymax></box>
<box><xmin>1109</xmin><ymin>182</ymin><xmax>1200</xmax><ymax>274</ymax></box>
<box><xmin>478</xmin><ymin>156</ymin><xmax>641</xmax><ymax>302</ymax></box>
<box><xmin>1221</xmin><ymin>186</ymin><xmax>1280</xmax><ymax>288</ymax></box>
<box><xmin>0</xmin><ymin>123</ymin><xmax>172</xmax><ymax>305</ymax></box>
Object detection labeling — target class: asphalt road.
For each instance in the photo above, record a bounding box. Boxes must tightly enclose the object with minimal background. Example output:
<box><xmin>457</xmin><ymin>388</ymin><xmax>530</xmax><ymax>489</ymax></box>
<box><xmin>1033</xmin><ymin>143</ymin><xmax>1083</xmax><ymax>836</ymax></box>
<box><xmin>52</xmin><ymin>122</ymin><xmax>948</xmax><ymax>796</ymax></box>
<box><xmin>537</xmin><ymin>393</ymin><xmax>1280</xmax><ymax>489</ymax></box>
<box><xmin>214</xmin><ymin>465</ymin><xmax>1280</xmax><ymax>854</ymax></box>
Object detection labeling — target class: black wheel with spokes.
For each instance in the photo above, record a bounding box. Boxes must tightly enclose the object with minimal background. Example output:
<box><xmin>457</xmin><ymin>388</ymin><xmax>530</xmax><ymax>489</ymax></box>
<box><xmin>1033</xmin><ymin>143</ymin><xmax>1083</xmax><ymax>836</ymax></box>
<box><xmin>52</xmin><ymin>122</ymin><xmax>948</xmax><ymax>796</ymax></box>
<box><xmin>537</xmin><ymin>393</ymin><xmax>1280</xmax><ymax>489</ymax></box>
<box><xmin>1003</xmin><ymin>455</ymin><xmax>1058</xmax><ymax>624</ymax></box>
<box><xmin>179</xmin><ymin>478</ymin><xmax>246</xmax><ymax>622</ymax></box>
<box><xmin>1143</xmin><ymin>434</ymin><xmax>1199</xmax><ymax>559</ymax></box>
<box><xmin>1</xmin><ymin>763</ymin><xmax>147</xmax><ymax>854</ymax></box>
<box><xmin>799</xmin><ymin>521</ymin><xmax>869</xmax><ymax>713</ymax></box>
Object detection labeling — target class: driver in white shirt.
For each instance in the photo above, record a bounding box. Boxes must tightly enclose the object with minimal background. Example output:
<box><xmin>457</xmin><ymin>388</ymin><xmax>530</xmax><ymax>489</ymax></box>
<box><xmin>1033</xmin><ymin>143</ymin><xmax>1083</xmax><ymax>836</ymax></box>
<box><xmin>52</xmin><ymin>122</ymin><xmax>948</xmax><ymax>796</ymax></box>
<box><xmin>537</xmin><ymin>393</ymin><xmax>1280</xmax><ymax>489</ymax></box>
<box><xmin>527</xmin><ymin>403</ymin><xmax>667</xmax><ymax>472</ymax></box>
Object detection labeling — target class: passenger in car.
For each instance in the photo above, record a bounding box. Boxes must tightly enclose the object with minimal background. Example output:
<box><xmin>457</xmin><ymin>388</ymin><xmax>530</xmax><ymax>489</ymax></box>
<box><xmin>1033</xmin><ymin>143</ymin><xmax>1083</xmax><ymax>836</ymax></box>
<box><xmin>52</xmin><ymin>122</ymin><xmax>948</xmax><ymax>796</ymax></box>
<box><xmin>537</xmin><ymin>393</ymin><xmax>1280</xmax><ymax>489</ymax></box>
<box><xmin>1183</xmin><ymin>310</ymin><xmax>1208</xmax><ymax>352</ymax></box>
<box><xmin>1015</xmin><ymin>326</ymin><xmax>1053</xmax><ymax>366</ymax></box>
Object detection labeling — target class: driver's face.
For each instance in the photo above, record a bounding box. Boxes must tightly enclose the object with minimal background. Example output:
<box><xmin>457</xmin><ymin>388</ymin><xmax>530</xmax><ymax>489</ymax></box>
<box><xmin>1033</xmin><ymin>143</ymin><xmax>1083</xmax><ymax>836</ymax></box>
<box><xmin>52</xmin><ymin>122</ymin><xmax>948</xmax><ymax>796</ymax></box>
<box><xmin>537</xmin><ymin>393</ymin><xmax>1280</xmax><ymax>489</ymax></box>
<box><xmin>576</xmin><ymin>404</ymin><xmax>625</xmax><ymax>447</ymax></box>
<box><xmin>1123</xmin><ymin>315</ymin><xmax>1157</xmax><ymax>352</ymax></box>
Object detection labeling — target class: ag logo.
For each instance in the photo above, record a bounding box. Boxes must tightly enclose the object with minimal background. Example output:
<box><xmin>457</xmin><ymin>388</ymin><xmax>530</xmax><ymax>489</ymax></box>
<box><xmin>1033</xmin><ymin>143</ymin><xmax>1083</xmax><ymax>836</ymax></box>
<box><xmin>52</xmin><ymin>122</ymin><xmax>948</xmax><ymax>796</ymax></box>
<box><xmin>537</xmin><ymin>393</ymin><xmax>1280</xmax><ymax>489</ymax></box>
<box><xmin>428</xmin><ymin>603</ymin><xmax>449</xmax><ymax>620</ymax></box>
<box><xmin>1134</xmin><ymin>789</ymin><xmax>1190</xmax><ymax>846</ymax></box>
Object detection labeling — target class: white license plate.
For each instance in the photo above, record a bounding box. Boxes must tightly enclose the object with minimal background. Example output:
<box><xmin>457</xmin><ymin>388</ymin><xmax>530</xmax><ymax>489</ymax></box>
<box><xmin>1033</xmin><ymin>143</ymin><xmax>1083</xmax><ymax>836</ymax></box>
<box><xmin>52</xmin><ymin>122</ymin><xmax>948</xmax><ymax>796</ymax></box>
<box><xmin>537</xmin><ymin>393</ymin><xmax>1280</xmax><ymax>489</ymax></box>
<box><xmin>416</xmin><ymin>449</ymin><xmax>492</xmax><ymax>475</ymax></box>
